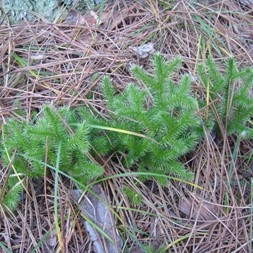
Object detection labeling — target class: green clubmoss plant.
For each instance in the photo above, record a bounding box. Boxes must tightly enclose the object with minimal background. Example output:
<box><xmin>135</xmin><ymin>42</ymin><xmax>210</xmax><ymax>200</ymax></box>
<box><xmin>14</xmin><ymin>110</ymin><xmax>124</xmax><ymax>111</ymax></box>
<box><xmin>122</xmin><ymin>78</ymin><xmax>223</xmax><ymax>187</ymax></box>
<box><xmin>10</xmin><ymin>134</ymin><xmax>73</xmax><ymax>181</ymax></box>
<box><xmin>0</xmin><ymin>175</ymin><xmax>23</xmax><ymax>213</ymax></box>
<box><xmin>101</xmin><ymin>54</ymin><xmax>202</xmax><ymax>181</ymax></box>
<box><xmin>1</xmin><ymin>106</ymin><xmax>104</xmax><ymax>212</ymax></box>
<box><xmin>198</xmin><ymin>57</ymin><xmax>253</xmax><ymax>138</ymax></box>
<box><xmin>1</xmin><ymin>54</ymin><xmax>203</xmax><ymax>211</ymax></box>
<box><xmin>2</xmin><ymin>106</ymin><xmax>103</xmax><ymax>182</ymax></box>
<box><xmin>122</xmin><ymin>186</ymin><xmax>142</xmax><ymax>207</ymax></box>
<box><xmin>143</xmin><ymin>244</ymin><xmax>167</xmax><ymax>253</ymax></box>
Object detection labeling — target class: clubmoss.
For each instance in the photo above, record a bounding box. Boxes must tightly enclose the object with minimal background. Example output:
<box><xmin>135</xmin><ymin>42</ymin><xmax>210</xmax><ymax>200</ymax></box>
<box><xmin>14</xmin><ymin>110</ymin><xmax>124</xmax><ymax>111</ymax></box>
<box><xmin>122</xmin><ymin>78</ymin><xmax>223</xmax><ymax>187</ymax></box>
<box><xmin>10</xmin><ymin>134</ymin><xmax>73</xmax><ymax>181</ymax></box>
<box><xmin>1</xmin><ymin>54</ymin><xmax>202</xmax><ymax>212</ymax></box>
<box><xmin>2</xmin><ymin>54</ymin><xmax>251</xmax><ymax>213</ymax></box>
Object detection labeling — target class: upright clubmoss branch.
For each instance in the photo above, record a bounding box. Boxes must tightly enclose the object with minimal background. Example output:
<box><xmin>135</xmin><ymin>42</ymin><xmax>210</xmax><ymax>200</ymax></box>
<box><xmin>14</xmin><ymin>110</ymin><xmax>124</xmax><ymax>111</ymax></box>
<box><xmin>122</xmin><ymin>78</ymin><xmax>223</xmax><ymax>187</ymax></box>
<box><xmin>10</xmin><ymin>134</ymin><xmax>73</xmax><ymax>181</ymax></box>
<box><xmin>198</xmin><ymin>57</ymin><xmax>253</xmax><ymax>138</ymax></box>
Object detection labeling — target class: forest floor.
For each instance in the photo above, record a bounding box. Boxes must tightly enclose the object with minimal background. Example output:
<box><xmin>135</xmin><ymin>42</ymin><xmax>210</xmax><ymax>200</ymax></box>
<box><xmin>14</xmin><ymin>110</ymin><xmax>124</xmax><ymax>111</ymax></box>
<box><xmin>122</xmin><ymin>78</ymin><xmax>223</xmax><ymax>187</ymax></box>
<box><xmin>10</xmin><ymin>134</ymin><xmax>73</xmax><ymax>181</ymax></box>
<box><xmin>0</xmin><ymin>0</ymin><xmax>253</xmax><ymax>252</ymax></box>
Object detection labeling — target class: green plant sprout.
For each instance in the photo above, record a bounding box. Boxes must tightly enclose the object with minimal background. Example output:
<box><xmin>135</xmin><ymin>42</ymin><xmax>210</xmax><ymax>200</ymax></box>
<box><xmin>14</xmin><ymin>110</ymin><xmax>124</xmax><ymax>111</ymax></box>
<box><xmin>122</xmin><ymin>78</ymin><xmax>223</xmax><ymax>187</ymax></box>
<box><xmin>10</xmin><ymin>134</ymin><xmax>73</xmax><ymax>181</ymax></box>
<box><xmin>100</xmin><ymin>54</ymin><xmax>202</xmax><ymax>182</ymax></box>
<box><xmin>122</xmin><ymin>186</ymin><xmax>142</xmax><ymax>207</ymax></box>
<box><xmin>1</xmin><ymin>106</ymin><xmax>103</xmax><ymax>212</ymax></box>
<box><xmin>198</xmin><ymin>57</ymin><xmax>253</xmax><ymax>138</ymax></box>
<box><xmin>1</xmin><ymin>54</ymin><xmax>252</xmax><ymax>211</ymax></box>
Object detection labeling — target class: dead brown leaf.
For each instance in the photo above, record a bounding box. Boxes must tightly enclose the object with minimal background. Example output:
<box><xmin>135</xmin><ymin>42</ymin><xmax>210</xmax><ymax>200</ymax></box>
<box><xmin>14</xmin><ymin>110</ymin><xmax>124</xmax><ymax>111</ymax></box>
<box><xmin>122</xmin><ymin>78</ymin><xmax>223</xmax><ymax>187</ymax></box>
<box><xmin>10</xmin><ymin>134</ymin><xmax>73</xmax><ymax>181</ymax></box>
<box><xmin>71</xmin><ymin>185</ymin><xmax>123</xmax><ymax>253</ymax></box>
<box><xmin>64</xmin><ymin>9</ymin><xmax>98</xmax><ymax>27</ymax></box>
<box><xmin>179</xmin><ymin>194</ymin><xmax>219</xmax><ymax>221</ymax></box>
